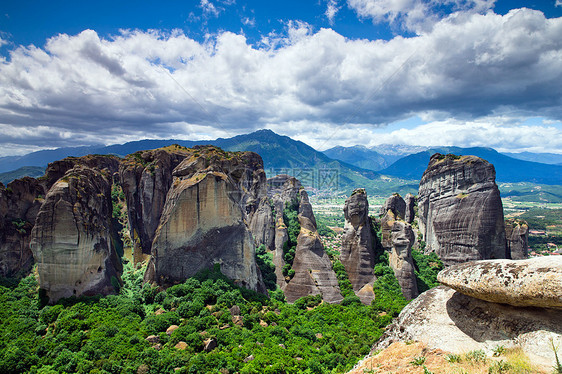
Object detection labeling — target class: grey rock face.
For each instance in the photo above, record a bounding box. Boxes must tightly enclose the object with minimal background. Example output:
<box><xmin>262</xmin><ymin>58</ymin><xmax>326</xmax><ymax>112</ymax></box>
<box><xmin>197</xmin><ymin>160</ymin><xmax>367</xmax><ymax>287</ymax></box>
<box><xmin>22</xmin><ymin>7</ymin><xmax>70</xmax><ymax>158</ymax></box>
<box><xmin>0</xmin><ymin>177</ymin><xmax>45</xmax><ymax>277</ymax></box>
<box><xmin>30</xmin><ymin>166</ymin><xmax>122</xmax><ymax>303</ymax></box>
<box><xmin>505</xmin><ymin>218</ymin><xmax>529</xmax><ymax>260</ymax></box>
<box><xmin>418</xmin><ymin>153</ymin><xmax>507</xmax><ymax>265</ymax></box>
<box><xmin>375</xmin><ymin>286</ymin><xmax>562</xmax><ymax>371</ymax></box>
<box><xmin>388</xmin><ymin>221</ymin><xmax>419</xmax><ymax>300</ymax></box>
<box><xmin>340</xmin><ymin>189</ymin><xmax>376</xmax><ymax>304</ymax></box>
<box><xmin>283</xmin><ymin>188</ymin><xmax>343</xmax><ymax>303</ymax></box>
<box><xmin>119</xmin><ymin>149</ymin><xmax>188</xmax><ymax>255</ymax></box>
<box><xmin>144</xmin><ymin>148</ymin><xmax>266</xmax><ymax>293</ymax></box>
<box><xmin>437</xmin><ymin>256</ymin><xmax>562</xmax><ymax>309</ymax></box>
<box><xmin>404</xmin><ymin>193</ymin><xmax>416</xmax><ymax>224</ymax></box>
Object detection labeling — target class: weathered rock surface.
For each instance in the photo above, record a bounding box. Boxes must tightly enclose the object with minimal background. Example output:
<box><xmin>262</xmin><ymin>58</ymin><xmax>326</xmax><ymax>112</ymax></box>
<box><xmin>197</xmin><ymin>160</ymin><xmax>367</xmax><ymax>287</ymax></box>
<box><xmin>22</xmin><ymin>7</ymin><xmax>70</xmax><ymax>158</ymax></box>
<box><xmin>505</xmin><ymin>218</ymin><xmax>529</xmax><ymax>260</ymax></box>
<box><xmin>144</xmin><ymin>147</ymin><xmax>266</xmax><ymax>292</ymax></box>
<box><xmin>380</xmin><ymin>193</ymin><xmax>406</xmax><ymax>219</ymax></box>
<box><xmin>248</xmin><ymin>197</ymin><xmax>275</xmax><ymax>252</ymax></box>
<box><xmin>268</xmin><ymin>175</ymin><xmax>302</xmax><ymax>289</ymax></box>
<box><xmin>404</xmin><ymin>193</ymin><xmax>416</xmax><ymax>224</ymax></box>
<box><xmin>418</xmin><ymin>153</ymin><xmax>507</xmax><ymax>265</ymax></box>
<box><xmin>43</xmin><ymin>155</ymin><xmax>121</xmax><ymax>189</ymax></box>
<box><xmin>374</xmin><ymin>286</ymin><xmax>562</xmax><ymax>370</ymax></box>
<box><xmin>0</xmin><ymin>177</ymin><xmax>45</xmax><ymax>277</ymax></box>
<box><xmin>30</xmin><ymin>166</ymin><xmax>122</xmax><ymax>303</ymax></box>
<box><xmin>437</xmin><ymin>256</ymin><xmax>562</xmax><ymax>309</ymax></box>
<box><xmin>388</xmin><ymin>221</ymin><xmax>418</xmax><ymax>300</ymax></box>
<box><xmin>119</xmin><ymin>147</ymin><xmax>189</xmax><ymax>255</ymax></box>
<box><xmin>340</xmin><ymin>188</ymin><xmax>376</xmax><ymax>304</ymax></box>
<box><xmin>282</xmin><ymin>185</ymin><xmax>343</xmax><ymax>304</ymax></box>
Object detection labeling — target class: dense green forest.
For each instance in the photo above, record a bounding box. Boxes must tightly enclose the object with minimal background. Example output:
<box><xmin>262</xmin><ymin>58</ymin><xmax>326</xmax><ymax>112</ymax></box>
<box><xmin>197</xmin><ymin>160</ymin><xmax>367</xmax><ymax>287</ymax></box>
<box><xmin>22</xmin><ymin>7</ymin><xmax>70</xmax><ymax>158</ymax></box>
<box><xmin>0</xmin><ymin>219</ymin><xmax>442</xmax><ymax>374</ymax></box>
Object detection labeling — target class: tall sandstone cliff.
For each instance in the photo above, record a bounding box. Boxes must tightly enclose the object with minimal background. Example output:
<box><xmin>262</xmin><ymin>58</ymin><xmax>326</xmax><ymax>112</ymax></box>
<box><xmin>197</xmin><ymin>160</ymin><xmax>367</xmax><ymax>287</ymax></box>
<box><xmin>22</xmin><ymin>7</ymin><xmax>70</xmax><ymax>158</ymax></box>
<box><xmin>30</xmin><ymin>165</ymin><xmax>122</xmax><ymax>303</ymax></box>
<box><xmin>418</xmin><ymin>153</ymin><xmax>507</xmax><ymax>265</ymax></box>
<box><xmin>268</xmin><ymin>175</ymin><xmax>343</xmax><ymax>303</ymax></box>
<box><xmin>119</xmin><ymin>147</ymin><xmax>190</xmax><ymax>256</ymax></box>
<box><xmin>340</xmin><ymin>189</ymin><xmax>376</xmax><ymax>305</ymax></box>
<box><xmin>144</xmin><ymin>147</ymin><xmax>266</xmax><ymax>293</ymax></box>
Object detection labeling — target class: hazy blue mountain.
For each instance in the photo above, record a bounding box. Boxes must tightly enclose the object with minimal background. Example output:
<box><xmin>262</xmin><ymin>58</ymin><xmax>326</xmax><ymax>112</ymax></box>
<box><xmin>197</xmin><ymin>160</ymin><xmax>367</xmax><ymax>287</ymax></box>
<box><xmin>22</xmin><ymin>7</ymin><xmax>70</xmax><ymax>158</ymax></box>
<box><xmin>381</xmin><ymin>147</ymin><xmax>562</xmax><ymax>185</ymax></box>
<box><xmin>323</xmin><ymin>146</ymin><xmax>390</xmax><ymax>171</ymax></box>
<box><xmin>0</xmin><ymin>130</ymin><xmax>418</xmax><ymax>195</ymax></box>
<box><xmin>502</xmin><ymin>151</ymin><xmax>562</xmax><ymax>165</ymax></box>
<box><xmin>0</xmin><ymin>166</ymin><xmax>45</xmax><ymax>185</ymax></box>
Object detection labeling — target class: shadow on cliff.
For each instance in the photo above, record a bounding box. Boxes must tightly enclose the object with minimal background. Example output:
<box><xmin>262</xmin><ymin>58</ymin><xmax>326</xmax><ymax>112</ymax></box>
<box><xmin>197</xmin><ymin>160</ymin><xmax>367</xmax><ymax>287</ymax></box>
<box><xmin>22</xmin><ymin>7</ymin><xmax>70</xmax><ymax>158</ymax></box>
<box><xmin>445</xmin><ymin>291</ymin><xmax>562</xmax><ymax>343</ymax></box>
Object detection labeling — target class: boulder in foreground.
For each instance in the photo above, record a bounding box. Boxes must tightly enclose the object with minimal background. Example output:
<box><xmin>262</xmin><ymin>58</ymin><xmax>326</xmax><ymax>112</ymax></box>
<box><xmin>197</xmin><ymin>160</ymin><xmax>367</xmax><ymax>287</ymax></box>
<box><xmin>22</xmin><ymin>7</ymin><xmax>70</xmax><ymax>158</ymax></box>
<box><xmin>437</xmin><ymin>256</ymin><xmax>562</xmax><ymax>309</ymax></box>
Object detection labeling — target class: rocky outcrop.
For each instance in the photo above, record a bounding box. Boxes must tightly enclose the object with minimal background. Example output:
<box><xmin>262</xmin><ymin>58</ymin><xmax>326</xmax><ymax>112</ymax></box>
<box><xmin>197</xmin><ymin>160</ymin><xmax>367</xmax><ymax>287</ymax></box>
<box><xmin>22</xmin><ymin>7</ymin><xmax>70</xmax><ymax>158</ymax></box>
<box><xmin>437</xmin><ymin>257</ymin><xmax>562</xmax><ymax>309</ymax></box>
<box><xmin>43</xmin><ymin>155</ymin><xmax>120</xmax><ymax>189</ymax></box>
<box><xmin>283</xmin><ymin>187</ymin><xmax>343</xmax><ymax>304</ymax></box>
<box><xmin>404</xmin><ymin>193</ymin><xmax>416</xmax><ymax>224</ymax></box>
<box><xmin>0</xmin><ymin>177</ymin><xmax>45</xmax><ymax>277</ymax></box>
<box><xmin>30</xmin><ymin>166</ymin><xmax>122</xmax><ymax>303</ymax></box>
<box><xmin>268</xmin><ymin>175</ymin><xmax>301</xmax><ymax>290</ymax></box>
<box><xmin>374</xmin><ymin>286</ymin><xmax>562</xmax><ymax>370</ymax></box>
<box><xmin>380</xmin><ymin>193</ymin><xmax>406</xmax><ymax>219</ymax></box>
<box><xmin>119</xmin><ymin>147</ymin><xmax>190</xmax><ymax>255</ymax></box>
<box><xmin>144</xmin><ymin>147</ymin><xmax>266</xmax><ymax>293</ymax></box>
<box><xmin>505</xmin><ymin>218</ymin><xmax>529</xmax><ymax>259</ymax></box>
<box><xmin>267</xmin><ymin>175</ymin><xmax>342</xmax><ymax>303</ymax></box>
<box><xmin>340</xmin><ymin>189</ymin><xmax>376</xmax><ymax>304</ymax></box>
<box><xmin>388</xmin><ymin>221</ymin><xmax>418</xmax><ymax>300</ymax></box>
<box><xmin>418</xmin><ymin>153</ymin><xmax>507</xmax><ymax>265</ymax></box>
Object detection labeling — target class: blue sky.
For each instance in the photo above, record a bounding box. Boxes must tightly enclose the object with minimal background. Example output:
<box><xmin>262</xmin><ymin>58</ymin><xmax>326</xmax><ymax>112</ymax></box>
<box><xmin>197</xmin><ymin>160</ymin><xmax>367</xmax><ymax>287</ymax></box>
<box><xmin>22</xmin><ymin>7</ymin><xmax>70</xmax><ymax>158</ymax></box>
<box><xmin>0</xmin><ymin>0</ymin><xmax>562</xmax><ymax>156</ymax></box>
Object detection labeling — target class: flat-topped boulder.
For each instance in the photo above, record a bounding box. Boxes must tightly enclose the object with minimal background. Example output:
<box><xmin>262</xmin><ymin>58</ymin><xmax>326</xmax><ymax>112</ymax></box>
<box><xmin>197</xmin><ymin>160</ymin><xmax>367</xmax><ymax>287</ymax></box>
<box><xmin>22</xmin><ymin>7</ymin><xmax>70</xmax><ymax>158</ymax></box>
<box><xmin>437</xmin><ymin>256</ymin><xmax>562</xmax><ymax>309</ymax></box>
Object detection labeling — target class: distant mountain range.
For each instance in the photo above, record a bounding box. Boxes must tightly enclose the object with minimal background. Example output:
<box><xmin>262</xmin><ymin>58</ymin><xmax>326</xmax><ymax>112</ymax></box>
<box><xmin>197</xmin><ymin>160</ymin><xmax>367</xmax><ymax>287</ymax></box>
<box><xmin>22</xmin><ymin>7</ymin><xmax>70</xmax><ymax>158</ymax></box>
<box><xmin>1</xmin><ymin>130</ymin><xmax>560</xmax><ymax>189</ymax></box>
<box><xmin>0</xmin><ymin>130</ymin><xmax>417</xmax><ymax>196</ymax></box>
<box><xmin>378</xmin><ymin>147</ymin><xmax>562</xmax><ymax>185</ymax></box>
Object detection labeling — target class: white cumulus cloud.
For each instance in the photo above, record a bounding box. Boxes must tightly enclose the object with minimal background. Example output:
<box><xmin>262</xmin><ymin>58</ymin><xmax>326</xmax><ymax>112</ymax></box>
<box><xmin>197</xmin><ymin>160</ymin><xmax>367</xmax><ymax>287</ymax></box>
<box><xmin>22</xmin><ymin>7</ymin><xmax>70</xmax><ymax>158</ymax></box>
<box><xmin>347</xmin><ymin>0</ymin><xmax>496</xmax><ymax>33</ymax></box>
<box><xmin>0</xmin><ymin>8</ymin><xmax>561</xmax><ymax>153</ymax></box>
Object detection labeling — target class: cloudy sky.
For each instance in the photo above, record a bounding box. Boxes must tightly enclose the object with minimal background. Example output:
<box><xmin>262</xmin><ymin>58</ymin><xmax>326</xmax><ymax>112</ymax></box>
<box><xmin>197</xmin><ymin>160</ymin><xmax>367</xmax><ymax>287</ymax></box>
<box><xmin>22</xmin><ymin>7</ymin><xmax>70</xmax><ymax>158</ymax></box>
<box><xmin>1</xmin><ymin>0</ymin><xmax>562</xmax><ymax>156</ymax></box>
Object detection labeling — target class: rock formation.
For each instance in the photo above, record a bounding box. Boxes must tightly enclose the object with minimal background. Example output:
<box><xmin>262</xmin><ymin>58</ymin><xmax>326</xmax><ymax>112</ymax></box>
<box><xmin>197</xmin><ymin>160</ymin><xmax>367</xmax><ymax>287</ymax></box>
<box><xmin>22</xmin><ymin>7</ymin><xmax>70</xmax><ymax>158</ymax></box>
<box><xmin>268</xmin><ymin>175</ymin><xmax>342</xmax><ymax>303</ymax></box>
<box><xmin>0</xmin><ymin>155</ymin><xmax>120</xmax><ymax>279</ymax></box>
<box><xmin>418</xmin><ymin>153</ymin><xmax>507</xmax><ymax>265</ymax></box>
<box><xmin>505</xmin><ymin>218</ymin><xmax>529</xmax><ymax>259</ymax></box>
<box><xmin>144</xmin><ymin>147</ymin><xmax>266</xmax><ymax>293</ymax></box>
<box><xmin>30</xmin><ymin>166</ymin><xmax>122</xmax><ymax>303</ymax></box>
<box><xmin>437</xmin><ymin>257</ymin><xmax>562</xmax><ymax>309</ymax></box>
<box><xmin>374</xmin><ymin>286</ymin><xmax>562</xmax><ymax>370</ymax></box>
<box><xmin>404</xmin><ymin>193</ymin><xmax>416</xmax><ymax>224</ymax></box>
<box><xmin>119</xmin><ymin>147</ymin><xmax>190</xmax><ymax>255</ymax></box>
<box><xmin>0</xmin><ymin>177</ymin><xmax>45</xmax><ymax>277</ymax></box>
<box><xmin>375</xmin><ymin>257</ymin><xmax>562</xmax><ymax>370</ymax></box>
<box><xmin>388</xmin><ymin>221</ymin><xmax>419</xmax><ymax>300</ymax></box>
<box><xmin>340</xmin><ymin>189</ymin><xmax>376</xmax><ymax>304</ymax></box>
<box><xmin>380</xmin><ymin>193</ymin><xmax>406</xmax><ymax>219</ymax></box>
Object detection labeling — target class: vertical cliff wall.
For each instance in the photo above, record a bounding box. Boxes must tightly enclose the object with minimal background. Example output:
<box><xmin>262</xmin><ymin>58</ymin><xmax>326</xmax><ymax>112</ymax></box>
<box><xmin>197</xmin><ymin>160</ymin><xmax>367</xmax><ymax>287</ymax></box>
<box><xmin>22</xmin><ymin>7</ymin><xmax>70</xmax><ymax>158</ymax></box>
<box><xmin>30</xmin><ymin>166</ymin><xmax>122</xmax><ymax>303</ymax></box>
<box><xmin>144</xmin><ymin>147</ymin><xmax>266</xmax><ymax>293</ymax></box>
<box><xmin>418</xmin><ymin>153</ymin><xmax>507</xmax><ymax>265</ymax></box>
<box><xmin>340</xmin><ymin>188</ymin><xmax>376</xmax><ymax>305</ymax></box>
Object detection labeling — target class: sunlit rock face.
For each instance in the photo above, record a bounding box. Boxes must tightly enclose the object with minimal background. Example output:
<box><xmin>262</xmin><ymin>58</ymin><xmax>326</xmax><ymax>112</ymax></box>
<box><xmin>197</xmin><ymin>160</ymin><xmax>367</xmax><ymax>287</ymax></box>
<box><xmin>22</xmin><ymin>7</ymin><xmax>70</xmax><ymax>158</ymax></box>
<box><xmin>144</xmin><ymin>147</ymin><xmax>266</xmax><ymax>293</ymax></box>
<box><xmin>340</xmin><ymin>188</ymin><xmax>376</xmax><ymax>305</ymax></box>
<box><xmin>418</xmin><ymin>153</ymin><xmax>507</xmax><ymax>265</ymax></box>
<box><xmin>31</xmin><ymin>166</ymin><xmax>122</xmax><ymax>303</ymax></box>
